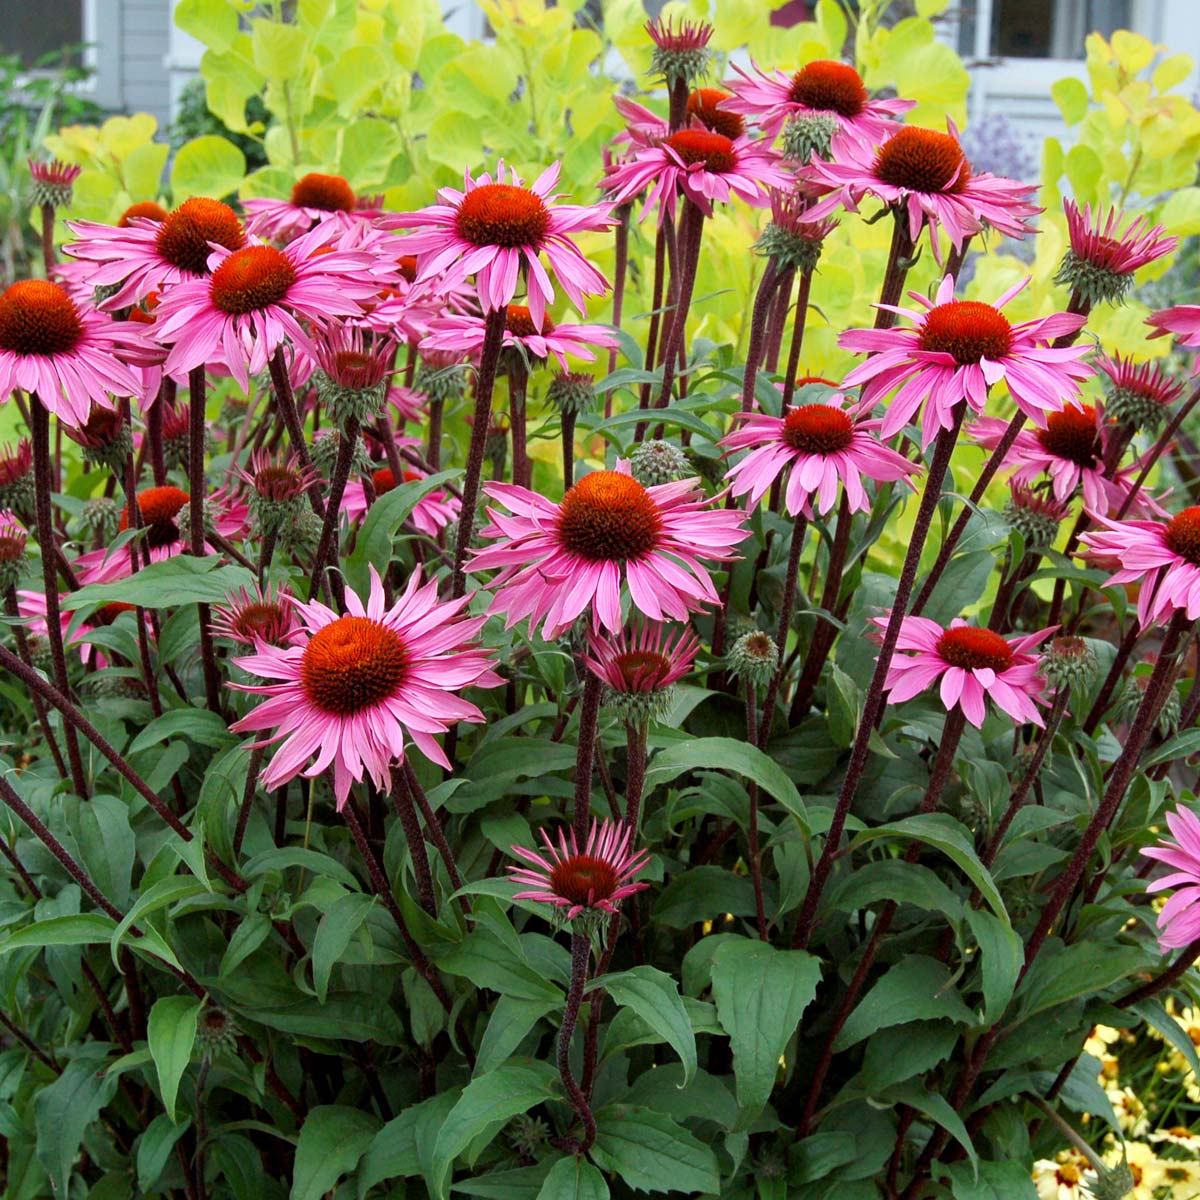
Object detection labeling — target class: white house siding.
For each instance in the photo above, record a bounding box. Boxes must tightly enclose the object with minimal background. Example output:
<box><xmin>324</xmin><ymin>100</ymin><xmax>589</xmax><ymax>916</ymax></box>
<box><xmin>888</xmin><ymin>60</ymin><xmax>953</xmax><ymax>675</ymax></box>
<box><xmin>118</xmin><ymin>0</ymin><xmax>173</xmax><ymax>135</ymax></box>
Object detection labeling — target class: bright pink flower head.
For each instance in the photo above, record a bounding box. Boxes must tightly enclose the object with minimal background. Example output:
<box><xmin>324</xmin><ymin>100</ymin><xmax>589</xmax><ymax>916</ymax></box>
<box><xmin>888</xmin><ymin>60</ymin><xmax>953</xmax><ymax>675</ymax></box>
<box><xmin>803</xmin><ymin>126</ymin><xmax>1039</xmax><ymax>259</ymax></box>
<box><xmin>28</xmin><ymin>158</ymin><xmax>81</xmax><ymax>208</ymax></box>
<box><xmin>211</xmin><ymin>582</ymin><xmax>300</xmax><ymax>647</ymax></box>
<box><xmin>1081</xmin><ymin>508</ymin><xmax>1200</xmax><ymax>628</ymax></box>
<box><xmin>243</xmin><ymin>172</ymin><xmax>369</xmax><ymax>243</ymax></box>
<box><xmin>875</xmin><ymin>614</ymin><xmax>1053</xmax><ymax>728</ymax></box>
<box><xmin>1057</xmin><ymin>200</ymin><xmax>1177</xmax><ymax>307</ymax></box>
<box><xmin>18</xmin><ymin>588</ymin><xmax>143</xmax><ymax>670</ymax></box>
<box><xmin>508</xmin><ymin>817</ymin><xmax>651</xmax><ymax>921</ymax></box>
<box><xmin>1147</xmin><ymin>306</ymin><xmax>1200</xmax><ymax>372</ymax></box>
<box><xmin>470</xmin><ymin>463</ymin><xmax>749</xmax><ymax>640</ymax></box>
<box><xmin>585</xmin><ymin>620</ymin><xmax>700</xmax><ymax>715</ymax></box>
<box><xmin>602</xmin><ymin>128</ymin><xmax>789</xmax><ymax>224</ymax></box>
<box><xmin>971</xmin><ymin>402</ymin><xmax>1159</xmax><ymax>518</ymax></box>
<box><xmin>840</xmin><ymin>275</ymin><xmax>1092</xmax><ymax>448</ymax></box>
<box><xmin>153</xmin><ymin>224</ymin><xmax>380</xmax><ymax>391</ymax></box>
<box><xmin>0</xmin><ymin>280</ymin><xmax>159</xmax><ymax>427</ymax></box>
<box><xmin>388</xmin><ymin>161</ymin><xmax>613</xmax><ymax>330</ymax></box>
<box><xmin>1142</xmin><ymin>806</ymin><xmax>1200</xmax><ymax>950</ymax></box>
<box><xmin>719</xmin><ymin>391</ymin><xmax>919</xmax><ymax>515</ymax></box>
<box><xmin>422</xmin><ymin>305</ymin><xmax>619</xmax><ymax>370</ymax></box>
<box><xmin>1096</xmin><ymin>352</ymin><xmax>1185</xmax><ymax>431</ymax></box>
<box><xmin>720</xmin><ymin>59</ymin><xmax>913</xmax><ymax>143</ymax></box>
<box><xmin>229</xmin><ymin>565</ymin><xmax>502</xmax><ymax>806</ymax></box>
<box><xmin>64</xmin><ymin>197</ymin><xmax>248</xmax><ymax>310</ymax></box>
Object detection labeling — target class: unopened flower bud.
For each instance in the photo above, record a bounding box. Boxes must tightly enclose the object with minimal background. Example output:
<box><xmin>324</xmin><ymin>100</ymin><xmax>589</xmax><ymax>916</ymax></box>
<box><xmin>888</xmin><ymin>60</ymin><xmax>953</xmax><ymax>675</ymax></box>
<box><xmin>631</xmin><ymin>439</ymin><xmax>690</xmax><ymax>486</ymax></box>
<box><xmin>729</xmin><ymin>630</ymin><xmax>779</xmax><ymax>687</ymax></box>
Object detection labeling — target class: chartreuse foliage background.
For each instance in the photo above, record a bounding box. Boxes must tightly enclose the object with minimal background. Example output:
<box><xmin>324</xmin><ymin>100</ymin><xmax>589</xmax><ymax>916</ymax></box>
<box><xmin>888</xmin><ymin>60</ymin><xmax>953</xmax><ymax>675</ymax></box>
<box><xmin>3</xmin><ymin>1</ymin><xmax>1200</xmax><ymax>1199</ymax></box>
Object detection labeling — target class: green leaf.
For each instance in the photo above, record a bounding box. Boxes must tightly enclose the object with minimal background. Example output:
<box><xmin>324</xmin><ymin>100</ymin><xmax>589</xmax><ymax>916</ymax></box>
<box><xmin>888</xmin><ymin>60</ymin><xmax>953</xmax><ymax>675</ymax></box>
<box><xmin>241</xmin><ymin>847</ymin><xmax>360</xmax><ymax>891</ymax></box>
<box><xmin>476</xmin><ymin>995</ymin><xmax>555</xmax><ymax>1077</ymax></box>
<box><xmin>357</xmin><ymin>1090</ymin><xmax>460</xmax><ymax>1196</ymax></box>
<box><xmin>1131</xmin><ymin>999</ymin><xmax>1200</xmax><ymax>1079</ymax></box>
<box><xmin>147</xmin><ymin>995</ymin><xmax>201</xmax><ymax>1122</ymax></box>
<box><xmin>128</xmin><ymin>707</ymin><xmax>233</xmax><ymax>754</ymax></box>
<box><xmin>0</xmin><ymin>913</ymin><xmax>117</xmax><ymax>952</ymax></box>
<box><xmin>344</xmin><ymin>470</ymin><xmax>460</xmax><ymax>593</ymax></box>
<box><xmin>595</xmin><ymin>965</ymin><xmax>696</xmax><ymax>1086</ymax></box>
<box><xmin>137</xmin><ymin>1114</ymin><xmax>187</xmax><ymax>1192</ymax></box>
<box><xmin>171</xmin><ymin>134</ymin><xmax>247</xmax><ymax>200</ymax></box>
<box><xmin>291</xmin><ymin>1105</ymin><xmax>380</xmax><ymax>1200</ymax></box>
<box><xmin>1050</xmin><ymin>77</ymin><xmax>1089</xmax><ymax>124</ymax></box>
<box><xmin>883</xmin><ymin>1080</ymin><xmax>977</xmax><ymax>1171</ymax></box>
<box><xmin>312</xmin><ymin>893</ymin><xmax>375</xmax><ymax>1003</ymax></box>
<box><xmin>849</xmin><ymin>813</ymin><xmax>1007</xmax><ymax>921</ymax></box>
<box><xmin>711</xmin><ymin>938</ymin><xmax>821</xmax><ymax>1120</ymax></box>
<box><xmin>440</xmin><ymin>927</ymin><xmax>562</xmax><ymax>1002</ymax></box>
<box><xmin>110</xmin><ymin>877</ymin><xmax>208</xmax><ymax>972</ymax></box>
<box><xmin>68</xmin><ymin>558</ymin><xmax>256</xmax><ymax>613</ymax></box>
<box><xmin>938</xmin><ymin>1161</ymin><xmax>1036</xmax><ymax>1199</ymax></box>
<box><xmin>219</xmin><ymin>912</ymin><xmax>272</xmax><ymax>979</ymax></box>
<box><xmin>834</xmin><ymin>956</ymin><xmax>975</xmax><ymax>1051</ymax></box>
<box><xmin>34</xmin><ymin>1045</ymin><xmax>118</xmax><ymax>1194</ymax></box>
<box><xmin>590</xmin><ymin>1105</ymin><xmax>720</xmax><ymax>1195</ymax></box>
<box><xmin>430</xmin><ymin>1061</ymin><xmax>559</xmax><ymax>1198</ymax></box>
<box><xmin>858</xmin><ymin>1021</ymin><xmax>959</xmax><ymax>1093</ymax></box>
<box><xmin>1016</xmin><ymin>942</ymin><xmax>1147</xmax><ymax>1018</ymax></box>
<box><xmin>251</xmin><ymin>17</ymin><xmax>310</xmax><ymax>80</ymax></box>
<box><xmin>643</xmin><ymin>737</ymin><xmax>807</xmax><ymax>830</ymax></box>
<box><xmin>175</xmin><ymin>0</ymin><xmax>240</xmax><ymax>51</ymax></box>
<box><xmin>1032</xmin><ymin>1057</ymin><xmax>1121</xmax><ymax>1135</ymax></box>
<box><xmin>537</xmin><ymin>1156</ymin><xmax>610</xmax><ymax>1200</ymax></box>
<box><xmin>966</xmin><ymin>908</ymin><xmax>1022</xmax><ymax>1024</ymax></box>
<box><xmin>653</xmin><ymin>866</ymin><xmax>759</xmax><ymax>929</ymax></box>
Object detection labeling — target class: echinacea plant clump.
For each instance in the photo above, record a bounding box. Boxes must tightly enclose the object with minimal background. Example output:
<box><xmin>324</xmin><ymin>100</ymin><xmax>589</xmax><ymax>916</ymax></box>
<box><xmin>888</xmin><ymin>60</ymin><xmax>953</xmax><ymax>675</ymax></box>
<box><xmin>7</xmin><ymin>5</ymin><xmax>1200</xmax><ymax>1199</ymax></box>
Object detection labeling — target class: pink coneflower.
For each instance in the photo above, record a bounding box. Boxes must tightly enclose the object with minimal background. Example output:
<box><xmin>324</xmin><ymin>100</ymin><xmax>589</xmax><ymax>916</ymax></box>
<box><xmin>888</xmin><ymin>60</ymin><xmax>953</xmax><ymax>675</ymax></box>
<box><xmin>422</xmin><ymin>305</ymin><xmax>619</xmax><ymax>369</ymax></box>
<box><xmin>1096</xmin><ymin>352</ymin><xmax>1184</xmax><ymax>431</ymax></box>
<box><xmin>154</xmin><ymin>225</ymin><xmax>379</xmax><ymax>391</ymax></box>
<box><xmin>64</xmin><ymin>197</ymin><xmax>248</xmax><ymax>310</ymax></box>
<box><xmin>1056</xmin><ymin>200</ymin><xmax>1176</xmax><ymax>308</ymax></box>
<box><xmin>585</xmin><ymin>621</ymin><xmax>699</xmax><ymax>722</ymax></box>
<box><xmin>1002</xmin><ymin>481</ymin><xmax>1073</xmax><ymax>550</ymax></box>
<box><xmin>840</xmin><ymin>274</ymin><xmax>1093</xmax><ymax>447</ymax></box>
<box><xmin>74</xmin><ymin>484</ymin><xmax>240</xmax><ymax>583</ymax></box>
<box><xmin>389</xmin><ymin>161</ymin><xmax>613</xmax><ymax>329</ymax></box>
<box><xmin>875</xmin><ymin>614</ymin><xmax>1053</xmax><ymax>727</ymax></box>
<box><xmin>803</xmin><ymin>126</ymin><xmax>1039</xmax><ymax>257</ymax></box>
<box><xmin>229</xmin><ymin>566</ymin><xmax>501</xmax><ymax>805</ymax></box>
<box><xmin>0</xmin><ymin>280</ymin><xmax>158</xmax><ymax>427</ymax></box>
<box><xmin>719</xmin><ymin>392</ymin><xmax>919</xmax><ymax>515</ymax></box>
<box><xmin>28</xmin><ymin>158</ymin><xmax>81</xmax><ymax>209</ymax></box>
<box><xmin>645</xmin><ymin>14</ymin><xmax>713</xmax><ymax>89</ymax></box>
<box><xmin>721</xmin><ymin>59</ymin><xmax>912</xmax><ymax>144</ymax></box>
<box><xmin>341</xmin><ymin>465</ymin><xmax>460</xmax><ymax>537</ymax></box>
<box><xmin>971</xmin><ymin>403</ymin><xmax>1153</xmax><ymax>516</ymax></box>
<box><xmin>508</xmin><ymin>818</ymin><xmax>651</xmax><ymax>921</ymax></box>
<box><xmin>1147</xmin><ymin>306</ymin><xmax>1200</xmax><ymax>370</ymax></box>
<box><xmin>243</xmin><ymin>172</ymin><xmax>364</xmax><ymax>243</ymax></box>
<box><xmin>1142</xmin><ymin>806</ymin><xmax>1200</xmax><ymax>950</ymax></box>
<box><xmin>471</xmin><ymin>464</ymin><xmax>748</xmax><ymax>639</ymax></box>
<box><xmin>0</xmin><ymin>440</ymin><xmax>34</xmax><ymax>511</ymax></box>
<box><xmin>211</xmin><ymin>582</ymin><xmax>299</xmax><ymax>647</ymax></box>
<box><xmin>234</xmin><ymin>448</ymin><xmax>321</xmax><ymax>534</ymax></box>
<box><xmin>1081</xmin><ymin>508</ymin><xmax>1200</xmax><ymax>628</ymax></box>
<box><xmin>602</xmin><ymin>128</ymin><xmax>788</xmax><ymax>223</ymax></box>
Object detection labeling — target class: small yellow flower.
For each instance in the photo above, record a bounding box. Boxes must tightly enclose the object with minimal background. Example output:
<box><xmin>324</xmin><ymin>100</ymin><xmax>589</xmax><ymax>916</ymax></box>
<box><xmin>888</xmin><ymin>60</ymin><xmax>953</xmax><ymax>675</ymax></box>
<box><xmin>1033</xmin><ymin>1152</ymin><xmax>1091</xmax><ymax>1199</ymax></box>
<box><xmin>1102</xmin><ymin>1141</ymin><xmax>1157</xmax><ymax>1199</ymax></box>
<box><xmin>1106</xmin><ymin>1085</ymin><xmax>1150</xmax><ymax>1137</ymax></box>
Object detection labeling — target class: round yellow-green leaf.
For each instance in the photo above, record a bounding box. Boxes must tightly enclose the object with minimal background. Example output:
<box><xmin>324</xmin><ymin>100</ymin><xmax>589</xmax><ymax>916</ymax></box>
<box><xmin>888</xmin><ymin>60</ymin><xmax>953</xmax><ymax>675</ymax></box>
<box><xmin>171</xmin><ymin>135</ymin><xmax>247</xmax><ymax>201</ymax></box>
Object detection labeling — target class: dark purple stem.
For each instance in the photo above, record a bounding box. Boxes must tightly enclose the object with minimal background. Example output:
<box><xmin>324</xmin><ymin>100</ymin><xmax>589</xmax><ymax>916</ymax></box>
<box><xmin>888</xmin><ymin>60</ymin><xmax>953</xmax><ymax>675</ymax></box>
<box><xmin>452</xmin><ymin>306</ymin><xmax>507</xmax><ymax>599</ymax></box>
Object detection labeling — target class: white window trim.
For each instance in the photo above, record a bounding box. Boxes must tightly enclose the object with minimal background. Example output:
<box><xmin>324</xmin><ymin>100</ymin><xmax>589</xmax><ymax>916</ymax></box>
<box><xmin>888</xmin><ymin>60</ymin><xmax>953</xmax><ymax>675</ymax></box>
<box><xmin>16</xmin><ymin>0</ymin><xmax>122</xmax><ymax>110</ymax></box>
